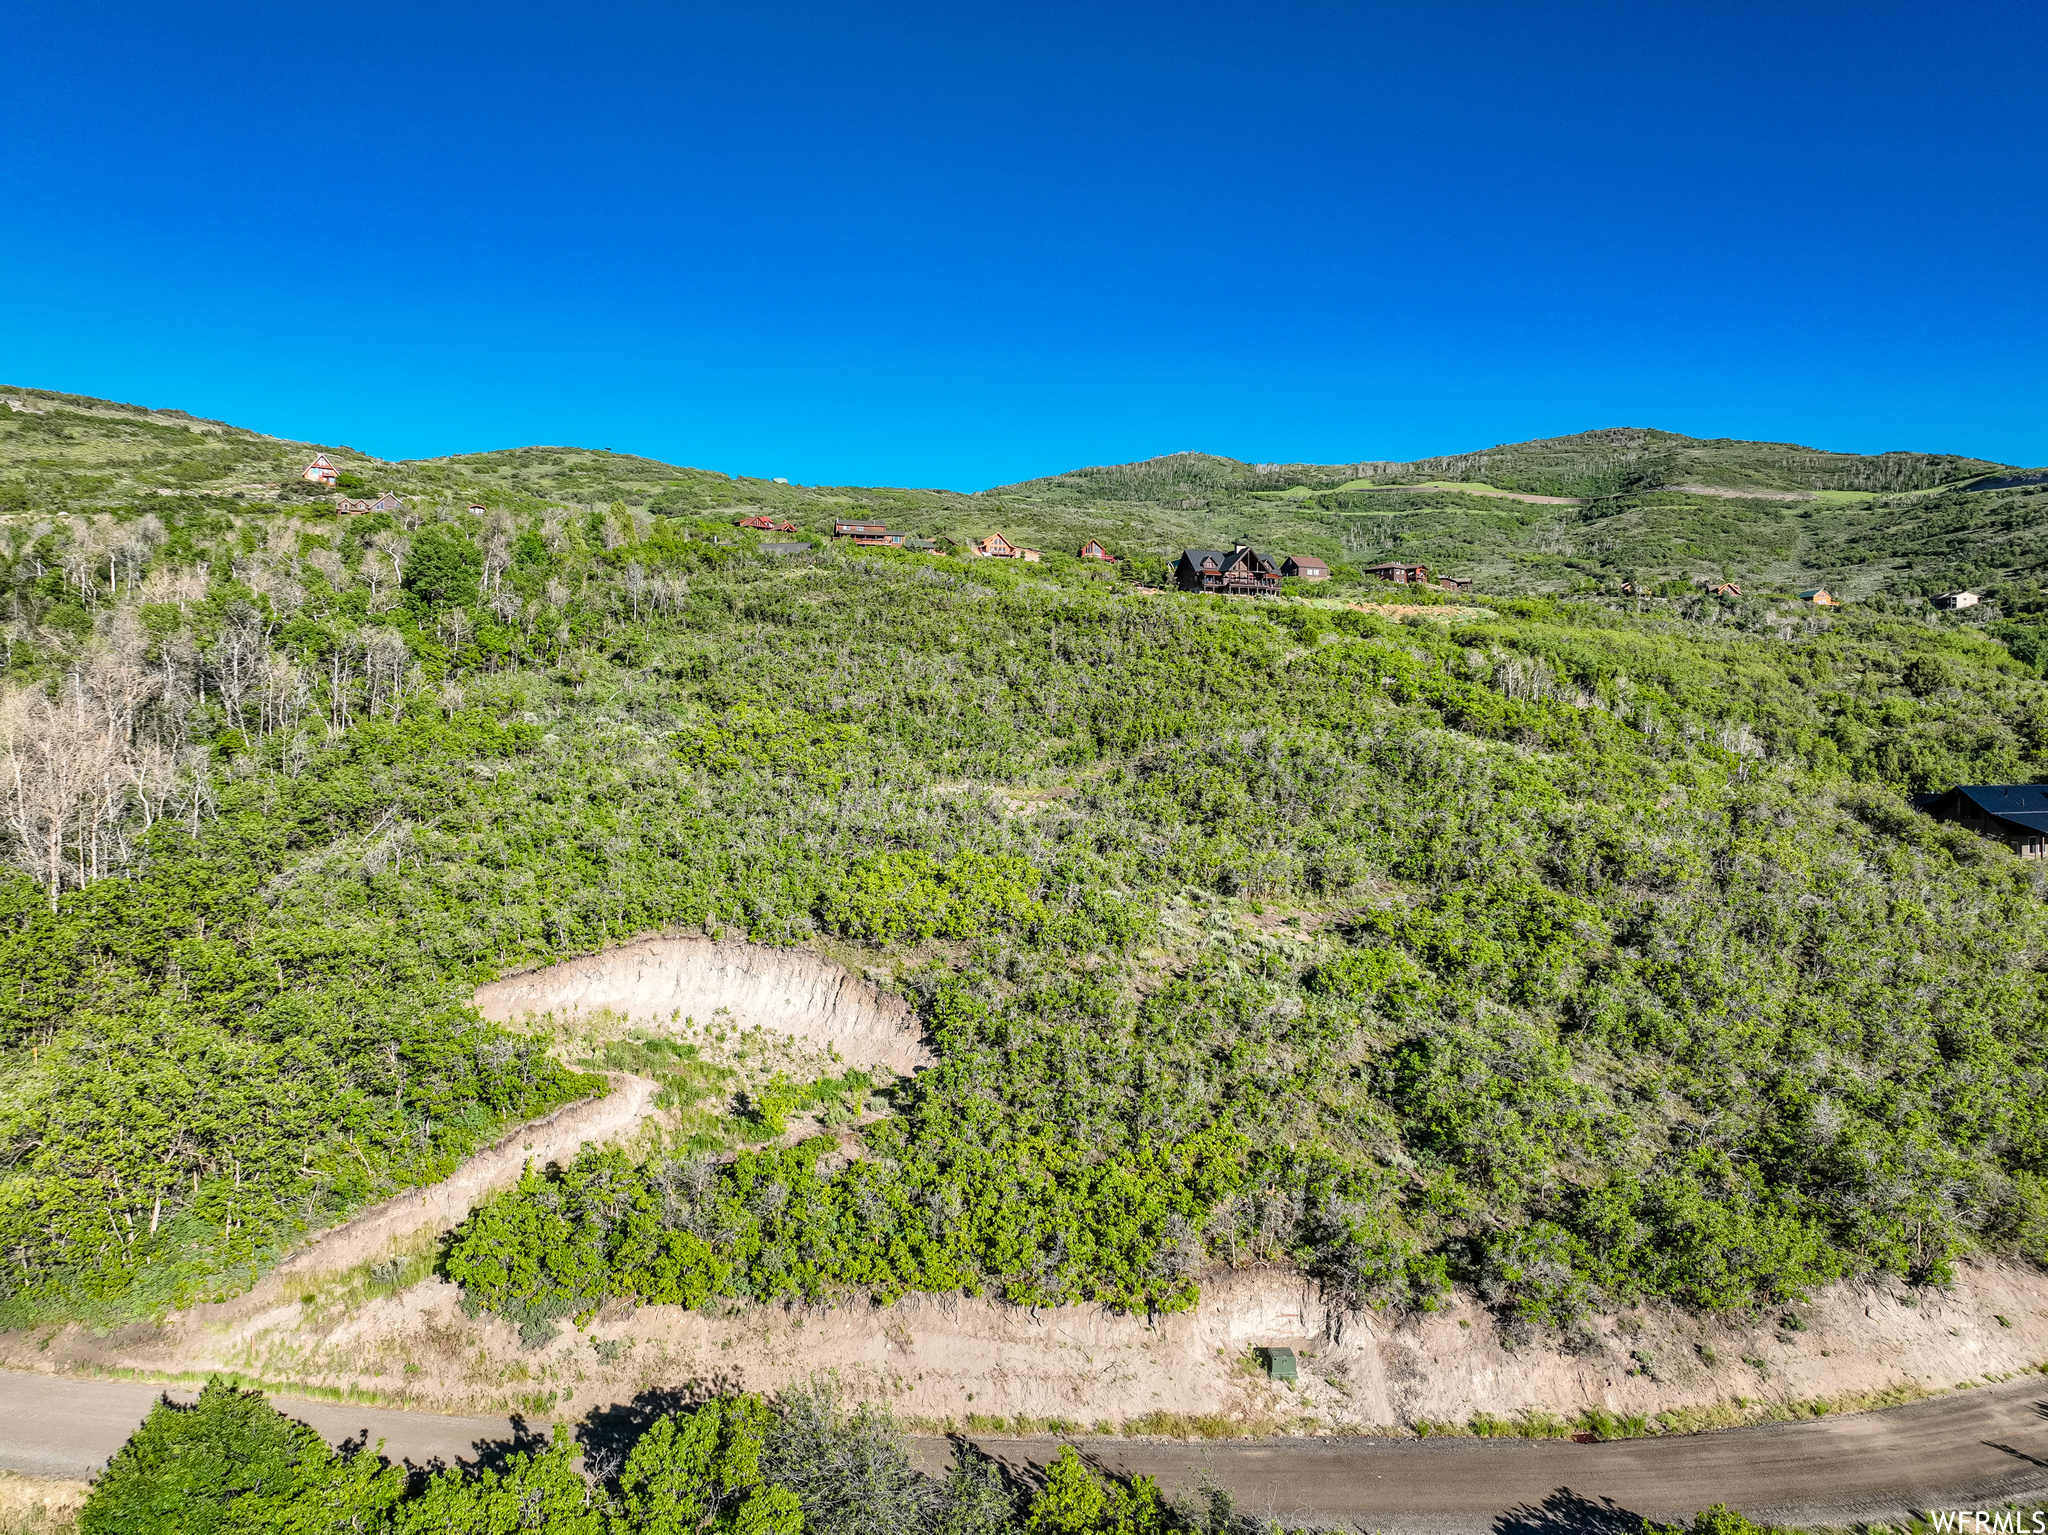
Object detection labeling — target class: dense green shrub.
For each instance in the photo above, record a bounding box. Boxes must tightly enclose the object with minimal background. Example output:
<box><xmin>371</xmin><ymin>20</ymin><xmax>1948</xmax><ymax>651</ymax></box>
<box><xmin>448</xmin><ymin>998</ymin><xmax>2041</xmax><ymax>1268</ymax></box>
<box><xmin>11</xmin><ymin>493</ymin><xmax>2048</xmax><ymax>1331</ymax></box>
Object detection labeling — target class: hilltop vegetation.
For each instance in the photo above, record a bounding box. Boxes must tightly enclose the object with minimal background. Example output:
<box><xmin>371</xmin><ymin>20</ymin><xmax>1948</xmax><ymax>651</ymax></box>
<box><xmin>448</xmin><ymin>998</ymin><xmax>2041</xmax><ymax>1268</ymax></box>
<box><xmin>5</xmin><ymin>387</ymin><xmax>2048</xmax><ymax>1340</ymax></box>
<box><xmin>7</xmin><ymin>386</ymin><xmax>2047</xmax><ymax>604</ymax></box>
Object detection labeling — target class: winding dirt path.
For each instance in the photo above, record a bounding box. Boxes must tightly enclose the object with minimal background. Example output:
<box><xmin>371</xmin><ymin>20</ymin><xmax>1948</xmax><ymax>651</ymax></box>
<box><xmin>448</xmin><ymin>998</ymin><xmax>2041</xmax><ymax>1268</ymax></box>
<box><xmin>132</xmin><ymin>1073</ymin><xmax>658</xmax><ymax>1335</ymax></box>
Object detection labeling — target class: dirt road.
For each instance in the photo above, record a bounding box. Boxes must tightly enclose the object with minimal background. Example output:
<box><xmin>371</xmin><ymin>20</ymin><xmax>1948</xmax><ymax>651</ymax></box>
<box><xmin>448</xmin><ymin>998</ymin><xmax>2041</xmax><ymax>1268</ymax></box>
<box><xmin>6</xmin><ymin>1368</ymin><xmax>2044</xmax><ymax>1531</ymax></box>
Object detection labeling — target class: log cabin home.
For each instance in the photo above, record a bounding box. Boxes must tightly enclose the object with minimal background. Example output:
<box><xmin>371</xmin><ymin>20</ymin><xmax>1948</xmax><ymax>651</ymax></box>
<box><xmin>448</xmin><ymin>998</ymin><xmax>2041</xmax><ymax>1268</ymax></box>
<box><xmin>1282</xmin><ymin>555</ymin><xmax>1329</xmax><ymax>580</ymax></box>
<box><xmin>1704</xmin><ymin>580</ymin><xmax>1742</xmax><ymax>596</ymax></box>
<box><xmin>1797</xmin><ymin>587</ymin><xmax>1838</xmax><ymax>606</ymax></box>
<box><xmin>1176</xmin><ymin>545</ymin><xmax>1281</xmax><ymax>596</ymax></box>
<box><xmin>1438</xmin><ymin>575</ymin><xmax>1474</xmax><ymax>593</ymax></box>
<box><xmin>1078</xmin><ymin>539</ymin><xmax>1113</xmax><ymax>562</ymax></box>
<box><xmin>1916</xmin><ymin>784</ymin><xmax>2048</xmax><ymax>857</ymax></box>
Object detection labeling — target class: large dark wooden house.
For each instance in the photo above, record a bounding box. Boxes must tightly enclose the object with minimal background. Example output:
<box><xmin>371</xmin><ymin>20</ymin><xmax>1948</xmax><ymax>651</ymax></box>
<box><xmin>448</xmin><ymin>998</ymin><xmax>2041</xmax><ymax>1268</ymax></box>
<box><xmin>1915</xmin><ymin>784</ymin><xmax>2048</xmax><ymax>857</ymax></box>
<box><xmin>1176</xmin><ymin>545</ymin><xmax>1281</xmax><ymax>596</ymax></box>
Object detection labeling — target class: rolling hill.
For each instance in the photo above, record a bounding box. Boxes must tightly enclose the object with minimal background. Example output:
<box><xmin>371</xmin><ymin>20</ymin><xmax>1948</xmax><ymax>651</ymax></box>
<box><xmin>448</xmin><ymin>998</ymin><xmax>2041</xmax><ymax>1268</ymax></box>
<box><xmin>4</xmin><ymin>384</ymin><xmax>2046</xmax><ymax>604</ymax></box>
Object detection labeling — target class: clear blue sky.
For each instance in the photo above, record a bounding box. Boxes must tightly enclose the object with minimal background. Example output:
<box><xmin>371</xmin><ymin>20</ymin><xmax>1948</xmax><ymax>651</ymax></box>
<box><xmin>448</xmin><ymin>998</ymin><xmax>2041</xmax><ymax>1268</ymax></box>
<box><xmin>5</xmin><ymin>0</ymin><xmax>2043</xmax><ymax>489</ymax></box>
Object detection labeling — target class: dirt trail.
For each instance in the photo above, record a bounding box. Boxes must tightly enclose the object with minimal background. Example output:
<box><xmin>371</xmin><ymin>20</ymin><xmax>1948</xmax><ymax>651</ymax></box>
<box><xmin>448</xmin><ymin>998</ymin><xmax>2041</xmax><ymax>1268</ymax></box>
<box><xmin>71</xmin><ymin>1073</ymin><xmax>658</xmax><ymax>1345</ymax></box>
<box><xmin>475</xmin><ymin>935</ymin><xmax>933</xmax><ymax>1075</ymax></box>
<box><xmin>269</xmin><ymin>1073</ymin><xmax>660</xmax><ymax>1285</ymax></box>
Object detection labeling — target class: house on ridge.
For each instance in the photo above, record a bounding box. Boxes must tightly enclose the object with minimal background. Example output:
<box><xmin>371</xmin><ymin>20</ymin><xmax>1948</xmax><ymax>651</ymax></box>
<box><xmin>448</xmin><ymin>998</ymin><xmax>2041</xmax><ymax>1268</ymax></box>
<box><xmin>833</xmin><ymin>520</ymin><xmax>904</xmax><ymax>547</ymax></box>
<box><xmin>973</xmin><ymin>533</ymin><xmax>1041</xmax><ymax>561</ymax></box>
<box><xmin>1282</xmin><ymin>555</ymin><xmax>1330</xmax><ymax>581</ymax></box>
<box><xmin>1176</xmin><ymin>545</ymin><xmax>1281</xmax><ymax>596</ymax></box>
<box><xmin>1365</xmin><ymin>561</ymin><xmax>1428</xmax><ymax>585</ymax></box>
<box><xmin>302</xmin><ymin>454</ymin><xmax>339</xmax><ymax>486</ymax></box>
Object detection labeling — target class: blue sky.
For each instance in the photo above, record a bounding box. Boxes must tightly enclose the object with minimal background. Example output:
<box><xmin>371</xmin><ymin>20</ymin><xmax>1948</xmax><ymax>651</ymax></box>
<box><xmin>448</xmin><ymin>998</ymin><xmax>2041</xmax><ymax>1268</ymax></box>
<box><xmin>5</xmin><ymin>0</ymin><xmax>2043</xmax><ymax>488</ymax></box>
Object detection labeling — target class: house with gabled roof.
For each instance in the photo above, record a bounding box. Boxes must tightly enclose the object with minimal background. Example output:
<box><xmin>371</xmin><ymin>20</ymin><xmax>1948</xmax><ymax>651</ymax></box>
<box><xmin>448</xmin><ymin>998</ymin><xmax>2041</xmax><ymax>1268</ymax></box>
<box><xmin>1282</xmin><ymin>555</ymin><xmax>1329</xmax><ymax>581</ymax></box>
<box><xmin>1078</xmin><ymin>539</ymin><xmax>1113</xmax><ymax>562</ymax></box>
<box><xmin>974</xmin><ymin>533</ymin><xmax>1041</xmax><ymax>561</ymax></box>
<box><xmin>302</xmin><ymin>454</ymin><xmax>339</xmax><ymax>486</ymax></box>
<box><xmin>1176</xmin><ymin>544</ymin><xmax>1281</xmax><ymax>596</ymax></box>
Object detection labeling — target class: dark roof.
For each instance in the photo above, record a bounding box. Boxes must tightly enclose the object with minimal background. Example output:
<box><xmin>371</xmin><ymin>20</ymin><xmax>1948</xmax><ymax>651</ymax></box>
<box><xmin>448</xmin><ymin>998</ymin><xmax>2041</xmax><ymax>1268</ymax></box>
<box><xmin>1179</xmin><ymin>547</ymin><xmax>1277</xmax><ymax>572</ymax></box>
<box><xmin>1948</xmin><ymin>784</ymin><xmax>2048</xmax><ymax>833</ymax></box>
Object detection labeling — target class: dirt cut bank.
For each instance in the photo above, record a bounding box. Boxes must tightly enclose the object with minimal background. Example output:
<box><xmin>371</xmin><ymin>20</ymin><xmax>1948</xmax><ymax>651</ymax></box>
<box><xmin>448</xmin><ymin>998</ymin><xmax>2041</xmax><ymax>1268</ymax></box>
<box><xmin>18</xmin><ymin>1256</ymin><xmax>2048</xmax><ymax>1444</ymax></box>
<box><xmin>473</xmin><ymin>935</ymin><xmax>933</xmax><ymax>1075</ymax></box>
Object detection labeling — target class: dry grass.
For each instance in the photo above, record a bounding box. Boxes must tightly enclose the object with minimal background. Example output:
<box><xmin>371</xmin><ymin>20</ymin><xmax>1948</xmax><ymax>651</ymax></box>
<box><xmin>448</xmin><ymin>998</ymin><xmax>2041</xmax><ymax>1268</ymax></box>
<box><xmin>0</xmin><ymin>1474</ymin><xmax>85</xmax><ymax>1535</ymax></box>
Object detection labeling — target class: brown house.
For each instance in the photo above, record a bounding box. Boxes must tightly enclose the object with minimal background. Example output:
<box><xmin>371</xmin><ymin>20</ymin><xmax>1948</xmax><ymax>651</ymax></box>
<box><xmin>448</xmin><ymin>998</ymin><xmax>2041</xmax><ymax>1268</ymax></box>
<box><xmin>1282</xmin><ymin>555</ymin><xmax>1329</xmax><ymax>580</ymax></box>
<box><xmin>1438</xmin><ymin>575</ymin><xmax>1474</xmax><ymax>593</ymax></box>
<box><xmin>1704</xmin><ymin>580</ymin><xmax>1742</xmax><ymax>596</ymax></box>
<box><xmin>1176</xmin><ymin>545</ymin><xmax>1281</xmax><ymax>597</ymax></box>
<box><xmin>974</xmin><ymin>533</ymin><xmax>1041</xmax><ymax>561</ymax></box>
<box><xmin>833</xmin><ymin>520</ymin><xmax>905</xmax><ymax>547</ymax></box>
<box><xmin>1365</xmin><ymin>561</ymin><xmax>1429</xmax><ymax>585</ymax></box>
<box><xmin>1078</xmin><ymin>539</ymin><xmax>1113</xmax><ymax>562</ymax></box>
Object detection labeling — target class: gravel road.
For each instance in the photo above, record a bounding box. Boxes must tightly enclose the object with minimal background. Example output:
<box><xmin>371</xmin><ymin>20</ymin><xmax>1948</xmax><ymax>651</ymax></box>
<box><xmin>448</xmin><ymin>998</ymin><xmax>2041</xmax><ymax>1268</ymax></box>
<box><xmin>6</xmin><ymin>1368</ymin><xmax>2044</xmax><ymax>1531</ymax></box>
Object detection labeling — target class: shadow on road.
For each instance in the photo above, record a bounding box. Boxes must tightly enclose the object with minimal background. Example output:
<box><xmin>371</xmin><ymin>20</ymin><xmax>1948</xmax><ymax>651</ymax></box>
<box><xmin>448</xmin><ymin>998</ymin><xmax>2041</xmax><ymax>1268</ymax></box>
<box><xmin>1987</xmin><ymin>1439</ymin><xmax>2048</xmax><ymax>1471</ymax></box>
<box><xmin>465</xmin><ymin>1414</ymin><xmax>552</xmax><ymax>1477</ymax></box>
<box><xmin>1493</xmin><ymin>1487</ymin><xmax>1655</xmax><ymax>1535</ymax></box>
<box><xmin>575</xmin><ymin>1374</ymin><xmax>746</xmax><ymax>1482</ymax></box>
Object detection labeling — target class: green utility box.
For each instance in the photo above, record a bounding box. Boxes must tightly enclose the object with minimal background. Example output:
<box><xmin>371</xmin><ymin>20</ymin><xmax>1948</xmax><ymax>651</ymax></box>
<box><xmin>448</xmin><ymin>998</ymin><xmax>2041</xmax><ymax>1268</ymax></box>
<box><xmin>1261</xmin><ymin>1347</ymin><xmax>1298</xmax><ymax>1383</ymax></box>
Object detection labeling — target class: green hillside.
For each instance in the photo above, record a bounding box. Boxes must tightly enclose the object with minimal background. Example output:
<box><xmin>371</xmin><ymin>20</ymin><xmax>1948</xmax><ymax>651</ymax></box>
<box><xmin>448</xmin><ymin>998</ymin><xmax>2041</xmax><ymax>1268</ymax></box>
<box><xmin>6</xmin><ymin>386</ymin><xmax>2045</xmax><ymax>604</ymax></box>
<box><xmin>7</xmin><ymin>385</ymin><xmax>2048</xmax><ymax>1344</ymax></box>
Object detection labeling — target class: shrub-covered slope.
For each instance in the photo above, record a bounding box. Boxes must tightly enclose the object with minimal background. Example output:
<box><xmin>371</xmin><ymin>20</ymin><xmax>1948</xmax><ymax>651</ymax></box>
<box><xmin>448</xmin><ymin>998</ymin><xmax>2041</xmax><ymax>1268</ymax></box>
<box><xmin>6</xmin><ymin>449</ymin><xmax>2048</xmax><ymax>1333</ymax></box>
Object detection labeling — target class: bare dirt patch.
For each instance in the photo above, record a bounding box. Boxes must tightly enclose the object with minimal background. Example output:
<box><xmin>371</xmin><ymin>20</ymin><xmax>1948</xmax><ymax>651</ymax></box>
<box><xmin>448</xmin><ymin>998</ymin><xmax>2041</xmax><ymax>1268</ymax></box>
<box><xmin>13</xmin><ymin>1256</ymin><xmax>2048</xmax><ymax>1445</ymax></box>
<box><xmin>476</xmin><ymin>936</ymin><xmax>932</xmax><ymax>1076</ymax></box>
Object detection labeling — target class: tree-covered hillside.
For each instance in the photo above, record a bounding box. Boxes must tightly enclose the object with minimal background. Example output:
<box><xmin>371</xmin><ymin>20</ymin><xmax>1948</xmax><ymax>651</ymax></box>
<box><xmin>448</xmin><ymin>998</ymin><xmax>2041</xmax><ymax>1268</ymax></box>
<box><xmin>7</xmin><ymin>398</ymin><xmax>2048</xmax><ymax>1335</ymax></box>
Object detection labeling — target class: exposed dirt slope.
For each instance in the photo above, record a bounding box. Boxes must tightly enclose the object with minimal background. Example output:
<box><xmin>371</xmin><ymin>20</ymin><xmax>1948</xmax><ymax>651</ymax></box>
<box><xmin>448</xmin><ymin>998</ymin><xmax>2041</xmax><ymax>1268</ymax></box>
<box><xmin>474</xmin><ymin>937</ymin><xmax>933</xmax><ymax>1075</ymax></box>
<box><xmin>12</xmin><ymin>1254</ymin><xmax>2048</xmax><ymax>1446</ymax></box>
